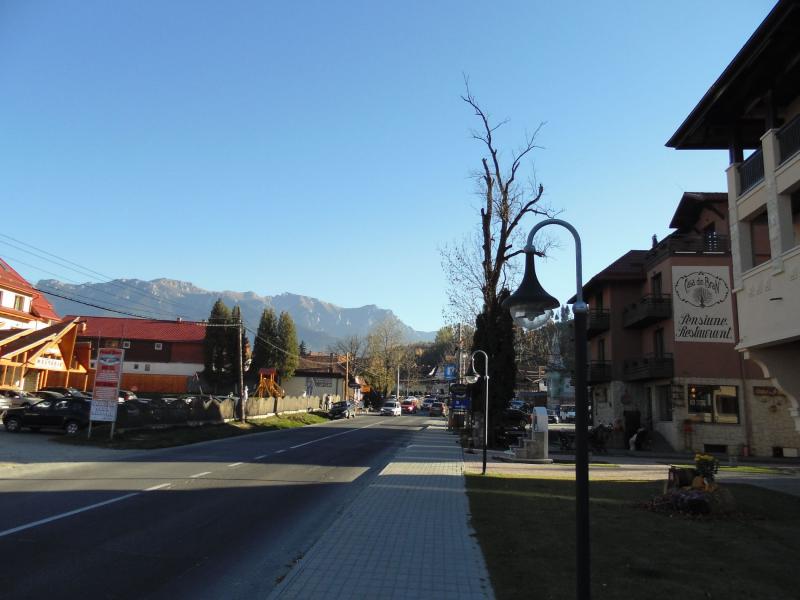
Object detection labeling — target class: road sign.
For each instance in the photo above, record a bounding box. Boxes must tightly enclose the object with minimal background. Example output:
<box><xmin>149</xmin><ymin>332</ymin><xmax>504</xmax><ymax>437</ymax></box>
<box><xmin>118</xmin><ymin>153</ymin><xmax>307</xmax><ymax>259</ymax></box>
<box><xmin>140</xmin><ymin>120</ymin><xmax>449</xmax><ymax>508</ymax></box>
<box><xmin>90</xmin><ymin>348</ymin><xmax>124</xmax><ymax>422</ymax></box>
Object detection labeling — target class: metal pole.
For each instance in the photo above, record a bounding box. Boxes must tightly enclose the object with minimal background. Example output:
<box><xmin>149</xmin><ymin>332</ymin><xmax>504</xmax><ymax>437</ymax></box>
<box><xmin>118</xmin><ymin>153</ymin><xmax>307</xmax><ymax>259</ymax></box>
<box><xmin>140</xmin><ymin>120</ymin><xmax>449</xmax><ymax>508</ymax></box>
<box><xmin>573</xmin><ymin>304</ymin><xmax>590</xmax><ymax>600</ymax></box>
<box><xmin>238</xmin><ymin>320</ymin><xmax>245</xmax><ymax>422</ymax></box>
<box><xmin>524</xmin><ymin>218</ymin><xmax>590</xmax><ymax>600</ymax></box>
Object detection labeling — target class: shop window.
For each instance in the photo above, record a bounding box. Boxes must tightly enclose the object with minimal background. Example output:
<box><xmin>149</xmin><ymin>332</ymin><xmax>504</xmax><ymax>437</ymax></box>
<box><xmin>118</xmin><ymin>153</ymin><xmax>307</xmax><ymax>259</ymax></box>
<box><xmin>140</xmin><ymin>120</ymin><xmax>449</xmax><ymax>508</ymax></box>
<box><xmin>749</xmin><ymin>209</ymin><xmax>771</xmax><ymax>267</ymax></box>
<box><xmin>688</xmin><ymin>385</ymin><xmax>739</xmax><ymax>424</ymax></box>
<box><xmin>656</xmin><ymin>385</ymin><xmax>672</xmax><ymax>421</ymax></box>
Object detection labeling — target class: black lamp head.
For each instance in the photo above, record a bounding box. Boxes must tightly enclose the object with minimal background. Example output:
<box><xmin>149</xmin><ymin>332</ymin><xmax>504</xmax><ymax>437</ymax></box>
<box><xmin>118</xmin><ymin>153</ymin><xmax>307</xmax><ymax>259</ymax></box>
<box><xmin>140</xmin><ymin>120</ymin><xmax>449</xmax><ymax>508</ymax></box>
<box><xmin>502</xmin><ymin>247</ymin><xmax>560</xmax><ymax>327</ymax></box>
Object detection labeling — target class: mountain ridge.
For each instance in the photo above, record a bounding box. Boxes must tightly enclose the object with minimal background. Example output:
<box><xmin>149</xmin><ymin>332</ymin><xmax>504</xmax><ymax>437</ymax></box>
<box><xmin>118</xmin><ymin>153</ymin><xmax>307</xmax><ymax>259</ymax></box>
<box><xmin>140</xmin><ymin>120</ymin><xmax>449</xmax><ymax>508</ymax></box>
<box><xmin>37</xmin><ymin>278</ymin><xmax>436</xmax><ymax>350</ymax></box>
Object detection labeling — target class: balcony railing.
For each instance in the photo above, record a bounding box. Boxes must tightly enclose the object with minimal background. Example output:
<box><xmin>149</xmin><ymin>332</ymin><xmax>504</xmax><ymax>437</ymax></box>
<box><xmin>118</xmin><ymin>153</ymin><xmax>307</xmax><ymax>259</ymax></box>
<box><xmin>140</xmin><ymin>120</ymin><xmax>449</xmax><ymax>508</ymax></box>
<box><xmin>587</xmin><ymin>309</ymin><xmax>610</xmax><ymax>337</ymax></box>
<box><xmin>622</xmin><ymin>294</ymin><xmax>672</xmax><ymax>328</ymax></box>
<box><xmin>587</xmin><ymin>361</ymin><xmax>612</xmax><ymax>383</ymax></box>
<box><xmin>738</xmin><ymin>148</ymin><xmax>765</xmax><ymax>196</ymax></box>
<box><xmin>623</xmin><ymin>353</ymin><xmax>674</xmax><ymax>381</ymax></box>
<box><xmin>645</xmin><ymin>233</ymin><xmax>730</xmax><ymax>265</ymax></box>
<box><xmin>778</xmin><ymin>114</ymin><xmax>800</xmax><ymax>165</ymax></box>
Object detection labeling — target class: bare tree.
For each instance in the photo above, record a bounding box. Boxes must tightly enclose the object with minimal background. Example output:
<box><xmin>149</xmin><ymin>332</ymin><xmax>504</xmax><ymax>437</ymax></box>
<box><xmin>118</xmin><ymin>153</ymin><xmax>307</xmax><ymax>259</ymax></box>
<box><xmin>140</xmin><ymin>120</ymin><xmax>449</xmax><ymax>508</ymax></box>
<box><xmin>364</xmin><ymin>316</ymin><xmax>406</xmax><ymax>396</ymax></box>
<box><xmin>441</xmin><ymin>80</ymin><xmax>555</xmax><ymax>321</ymax></box>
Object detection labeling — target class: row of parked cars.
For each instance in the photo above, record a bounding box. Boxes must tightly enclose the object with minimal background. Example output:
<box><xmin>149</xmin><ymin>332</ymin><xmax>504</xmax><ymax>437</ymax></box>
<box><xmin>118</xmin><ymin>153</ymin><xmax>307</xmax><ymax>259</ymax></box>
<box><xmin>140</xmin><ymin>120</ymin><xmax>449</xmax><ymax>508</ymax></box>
<box><xmin>0</xmin><ymin>386</ymin><xmax>154</xmax><ymax>435</ymax></box>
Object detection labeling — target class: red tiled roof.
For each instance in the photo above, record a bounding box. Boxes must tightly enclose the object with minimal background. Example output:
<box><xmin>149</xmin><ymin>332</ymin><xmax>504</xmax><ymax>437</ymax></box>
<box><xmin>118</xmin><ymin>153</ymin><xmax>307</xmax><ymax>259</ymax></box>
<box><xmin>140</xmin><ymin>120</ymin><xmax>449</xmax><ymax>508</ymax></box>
<box><xmin>67</xmin><ymin>316</ymin><xmax>207</xmax><ymax>342</ymax></box>
<box><xmin>0</xmin><ymin>258</ymin><xmax>35</xmax><ymax>295</ymax></box>
<box><xmin>31</xmin><ymin>294</ymin><xmax>60</xmax><ymax>322</ymax></box>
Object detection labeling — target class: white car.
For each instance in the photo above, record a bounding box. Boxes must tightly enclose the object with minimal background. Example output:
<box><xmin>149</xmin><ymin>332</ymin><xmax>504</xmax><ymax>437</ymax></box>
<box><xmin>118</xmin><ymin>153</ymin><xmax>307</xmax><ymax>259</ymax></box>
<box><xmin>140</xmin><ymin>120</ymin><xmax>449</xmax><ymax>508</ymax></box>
<box><xmin>380</xmin><ymin>401</ymin><xmax>401</xmax><ymax>416</ymax></box>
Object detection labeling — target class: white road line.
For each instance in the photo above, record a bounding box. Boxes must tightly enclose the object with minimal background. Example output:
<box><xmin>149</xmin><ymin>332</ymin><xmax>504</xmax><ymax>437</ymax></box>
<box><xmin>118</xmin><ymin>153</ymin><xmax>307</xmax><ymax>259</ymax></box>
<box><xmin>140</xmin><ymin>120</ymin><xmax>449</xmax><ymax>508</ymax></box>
<box><xmin>189</xmin><ymin>472</ymin><xmax>212</xmax><ymax>478</ymax></box>
<box><xmin>0</xmin><ymin>493</ymin><xmax>139</xmax><ymax>539</ymax></box>
<box><xmin>145</xmin><ymin>483</ymin><xmax>172</xmax><ymax>491</ymax></box>
<box><xmin>254</xmin><ymin>455</ymin><xmax>267</xmax><ymax>460</ymax></box>
<box><xmin>289</xmin><ymin>420</ymin><xmax>383</xmax><ymax>449</ymax></box>
<box><xmin>228</xmin><ymin>462</ymin><xmax>243</xmax><ymax>467</ymax></box>
<box><xmin>275</xmin><ymin>449</ymin><xmax>286</xmax><ymax>454</ymax></box>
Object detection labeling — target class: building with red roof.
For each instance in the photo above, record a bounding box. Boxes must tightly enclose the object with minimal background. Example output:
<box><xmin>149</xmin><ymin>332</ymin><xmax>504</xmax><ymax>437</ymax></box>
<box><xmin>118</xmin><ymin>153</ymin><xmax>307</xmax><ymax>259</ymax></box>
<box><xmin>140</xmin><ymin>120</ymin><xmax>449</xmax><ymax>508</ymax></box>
<box><xmin>0</xmin><ymin>257</ymin><xmax>60</xmax><ymax>330</ymax></box>
<box><xmin>67</xmin><ymin>316</ymin><xmax>208</xmax><ymax>394</ymax></box>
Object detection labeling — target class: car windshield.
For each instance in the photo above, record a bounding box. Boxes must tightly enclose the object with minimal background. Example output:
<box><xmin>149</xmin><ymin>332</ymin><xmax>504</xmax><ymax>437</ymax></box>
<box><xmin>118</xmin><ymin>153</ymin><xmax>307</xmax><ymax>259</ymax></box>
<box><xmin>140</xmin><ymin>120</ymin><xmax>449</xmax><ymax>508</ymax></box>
<box><xmin>383</xmin><ymin>402</ymin><xmax>395</xmax><ymax>407</ymax></box>
<box><xmin>332</xmin><ymin>401</ymin><xmax>346</xmax><ymax>408</ymax></box>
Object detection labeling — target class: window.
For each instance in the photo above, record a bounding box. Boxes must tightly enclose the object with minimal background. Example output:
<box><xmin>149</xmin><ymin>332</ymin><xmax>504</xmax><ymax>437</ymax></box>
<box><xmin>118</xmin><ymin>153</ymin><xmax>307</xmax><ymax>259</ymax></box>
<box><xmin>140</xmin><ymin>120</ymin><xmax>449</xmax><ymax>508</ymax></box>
<box><xmin>656</xmin><ymin>385</ymin><xmax>672</xmax><ymax>421</ymax></box>
<box><xmin>651</xmin><ymin>272</ymin><xmax>662</xmax><ymax>296</ymax></box>
<box><xmin>688</xmin><ymin>385</ymin><xmax>739</xmax><ymax>424</ymax></box>
<box><xmin>13</xmin><ymin>295</ymin><xmax>24</xmax><ymax>311</ymax></box>
<box><xmin>749</xmin><ymin>209</ymin><xmax>771</xmax><ymax>267</ymax></box>
<box><xmin>122</xmin><ymin>341</ymin><xmax>131</xmax><ymax>349</ymax></box>
<box><xmin>597</xmin><ymin>339</ymin><xmax>605</xmax><ymax>362</ymax></box>
<box><xmin>144</xmin><ymin>364</ymin><xmax>151</xmax><ymax>372</ymax></box>
<box><xmin>653</xmin><ymin>328</ymin><xmax>664</xmax><ymax>358</ymax></box>
<box><xmin>133</xmin><ymin>364</ymin><xmax>139</xmax><ymax>370</ymax></box>
<box><xmin>154</xmin><ymin>342</ymin><xmax>163</xmax><ymax>350</ymax></box>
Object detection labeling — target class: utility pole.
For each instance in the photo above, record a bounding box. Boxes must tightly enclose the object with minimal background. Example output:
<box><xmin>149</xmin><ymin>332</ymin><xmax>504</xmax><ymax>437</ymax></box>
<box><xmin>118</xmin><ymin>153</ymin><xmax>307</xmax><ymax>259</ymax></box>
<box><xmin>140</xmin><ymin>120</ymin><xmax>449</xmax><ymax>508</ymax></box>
<box><xmin>457</xmin><ymin>323</ymin><xmax>463</xmax><ymax>384</ymax></box>
<box><xmin>345</xmin><ymin>352</ymin><xmax>350</xmax><ymax>402</ymax></box>
<box><xmin>237</xmin><ymin>319</ymin><xmax>245</xmax><ymax>422</ymax></box>
<box><xmin>396</xmin><ymin>365</ymin><xmax>400</xmax><ymax>400</ymax></box>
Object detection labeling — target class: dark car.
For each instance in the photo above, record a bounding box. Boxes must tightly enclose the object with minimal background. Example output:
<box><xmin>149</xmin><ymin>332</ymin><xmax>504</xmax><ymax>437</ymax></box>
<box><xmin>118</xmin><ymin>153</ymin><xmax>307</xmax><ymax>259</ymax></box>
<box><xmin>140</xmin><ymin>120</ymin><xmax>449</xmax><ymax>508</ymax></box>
<box><xmin>329</xmin><ymin>400</ymin><xmax>355</xmax><ymax>420</ymax></box>
<box><xmin>494</xmin><ymin>408</ymin><xmax>531</xmax><ymax>447</ymax></box>
<box><xmin>39</xmin><ymin>386</ymin><xmax>92</xmax><ymax>400</ymax></box>
<box><xmin>3</xmin><ymin>398</ymin><xmax>91</xmax><ymax>435</ymax></box>
<box><xmin>430</xmin><ymin>402</ymin><xmax>448</xmax><ymax>417</ymax></box>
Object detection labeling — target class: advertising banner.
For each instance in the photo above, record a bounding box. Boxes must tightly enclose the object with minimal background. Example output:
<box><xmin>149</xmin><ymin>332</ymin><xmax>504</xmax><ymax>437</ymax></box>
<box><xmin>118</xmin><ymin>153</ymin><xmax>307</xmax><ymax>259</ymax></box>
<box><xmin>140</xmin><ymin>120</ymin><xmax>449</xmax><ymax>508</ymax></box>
<box><xmin>90</xmin><ymin>348</ymin><xmax>124</xmax><ymax>422</ymax></box>
<box><xmin>672</xmin><ymin>266</ymin><xmax>734</xmax><ymax>343</ymax></box>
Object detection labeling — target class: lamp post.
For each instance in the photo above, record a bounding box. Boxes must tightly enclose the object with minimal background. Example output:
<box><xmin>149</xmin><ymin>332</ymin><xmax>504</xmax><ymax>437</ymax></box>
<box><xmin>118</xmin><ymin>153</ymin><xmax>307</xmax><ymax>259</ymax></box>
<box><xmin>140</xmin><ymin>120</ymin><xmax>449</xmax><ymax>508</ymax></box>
<box><xmin>467</xmin><ymin>350</ymin><xmax>489</xmax><ymax>475</ymax></box>
<box><xmin>502</xmin><ymin>218</ymin><xmax>590</xmax><ymax>600</ymax></box>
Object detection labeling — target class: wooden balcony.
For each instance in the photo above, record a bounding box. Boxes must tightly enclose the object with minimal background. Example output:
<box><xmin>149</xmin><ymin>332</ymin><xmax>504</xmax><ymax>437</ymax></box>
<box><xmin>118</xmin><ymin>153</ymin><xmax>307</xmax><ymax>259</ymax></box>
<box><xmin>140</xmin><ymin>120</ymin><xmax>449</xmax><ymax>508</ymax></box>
<box><xmin>644</xmin><ymin>233</ymin><xmax>730</xmax><ymax>266</ymax></box>
<box><xmin>738</xmin><ymin>148</ymin><xmax>765</xmax><ymax>196</ymax></box>
<box><xmin>623</xmin><ymin>354</ymin><xmax>674</xmax><ymax>381</ymax></box>
<box><xmin>622</xmin><ymin>294</ymin><xmax>672</xmax><ymax>328</ymax></box>
<box><xmin>587</xmin><ymin>309</ymin><xmax>610</xmax><ymax>337</ymax></box>
<box><xmin>587</xmin><ymin>361</ymin><xmax>612</xmax><ymax>384</ymax></box>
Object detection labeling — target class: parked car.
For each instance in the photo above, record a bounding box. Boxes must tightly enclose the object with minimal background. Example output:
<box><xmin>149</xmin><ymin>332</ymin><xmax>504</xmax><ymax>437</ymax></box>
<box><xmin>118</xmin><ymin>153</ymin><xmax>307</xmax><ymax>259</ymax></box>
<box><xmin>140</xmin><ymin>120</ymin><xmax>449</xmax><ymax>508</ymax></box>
<box><xmin>118</xmin><ymin>389</ymin><xmax>138</xmax><ymax>401</ymax></box>
<box><xmin>0</xmin><ymin>387</ymin><xmax>38</xmax><ymax>409</ymax></box>
<box><xmin>329</xmin><ymin>400</ymin><xmax>355</xmax><ymax>419</ymax></box>
<box><xmin>39</xmin><ymin>386</ymin><xmax>92</xmax><ymax>400</ymax></box>
<box><xmin>422</xmin><ymin>397</ymin><xmax>435</xmax><ymax>411</ymax></box>
<box><xmin>561</xmin><ymin>406</ymin><xmax>576</xmax><ymax>423</ymax></box>
<box><xmin>380</xmin><ymin>401</ymin><xmax>401</xmax><ymax>416</ymax></box>
<box><xmin>547</xmin><ymin>410</ymin><xmax>560</xmax><ymax>424</ymax></box>
<box><xmin>3</xmin><ymin>398</ymin><xmax>91</xmax><ymax>435</ymax></box>
<box><xmin>429</xmin><ymin>402</ymin><xmax>448</xmax><ymax>417</ymax></box>
<box><xmin>494</xmin><ymin>408</ymin><xmax>531</xmax><ymax>447</ymax></box>
<box><xmin>401</xmin><ymin>399</ymin><xmax>417</xmax><ymax>414</ymax></box>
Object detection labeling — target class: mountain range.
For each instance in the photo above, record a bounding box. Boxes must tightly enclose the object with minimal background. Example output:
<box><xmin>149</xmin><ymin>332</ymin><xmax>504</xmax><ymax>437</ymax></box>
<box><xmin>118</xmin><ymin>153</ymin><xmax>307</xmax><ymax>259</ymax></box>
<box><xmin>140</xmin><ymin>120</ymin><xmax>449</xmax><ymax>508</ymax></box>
<box><xmin>38</xmin><ymin>278</ymin><xmax>436</xmax><ymax>350</ymax></box>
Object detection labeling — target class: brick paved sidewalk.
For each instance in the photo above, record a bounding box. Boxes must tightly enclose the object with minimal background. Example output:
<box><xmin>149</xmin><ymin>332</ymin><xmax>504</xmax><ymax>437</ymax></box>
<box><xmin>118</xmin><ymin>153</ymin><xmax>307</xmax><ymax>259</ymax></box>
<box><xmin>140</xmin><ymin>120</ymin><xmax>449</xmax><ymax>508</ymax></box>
<box><xmin>268</xmin><ymin>423</ymin><xmax>494</xmax><ymax>599</ymax></box>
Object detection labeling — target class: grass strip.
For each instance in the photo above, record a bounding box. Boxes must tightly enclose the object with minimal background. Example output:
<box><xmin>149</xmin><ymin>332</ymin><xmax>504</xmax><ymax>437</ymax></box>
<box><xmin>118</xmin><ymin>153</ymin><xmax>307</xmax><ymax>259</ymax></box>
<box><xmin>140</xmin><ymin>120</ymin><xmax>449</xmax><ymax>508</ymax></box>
<box><xmin>466</xmin><ymin>474</ymin><xmax>800</xmax><ymax>600</ymax></box>
<box><xmin>55</xmin><ymin>412</ymin><xmax>329</xmax><ymax>450</ymax></box>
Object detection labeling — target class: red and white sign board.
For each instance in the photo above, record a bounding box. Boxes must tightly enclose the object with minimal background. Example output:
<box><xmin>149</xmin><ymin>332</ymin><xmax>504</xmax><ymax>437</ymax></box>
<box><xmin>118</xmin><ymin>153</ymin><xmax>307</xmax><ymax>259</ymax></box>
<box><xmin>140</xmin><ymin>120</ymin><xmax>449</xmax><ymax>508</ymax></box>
<box><xmin>90</xmin><ymin>348</ymin><xmax>124</xmax><ymax>422</ymax></box>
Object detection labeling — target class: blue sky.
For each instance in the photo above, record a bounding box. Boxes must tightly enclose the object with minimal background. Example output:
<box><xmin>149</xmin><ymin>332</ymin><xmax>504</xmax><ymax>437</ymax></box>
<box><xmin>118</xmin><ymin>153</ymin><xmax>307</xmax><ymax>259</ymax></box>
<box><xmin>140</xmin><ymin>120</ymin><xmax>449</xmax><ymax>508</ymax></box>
<box><xmin>0</xmin><ymin>1</ymin><xmax>776</xmax><ymax>332</ymax></box>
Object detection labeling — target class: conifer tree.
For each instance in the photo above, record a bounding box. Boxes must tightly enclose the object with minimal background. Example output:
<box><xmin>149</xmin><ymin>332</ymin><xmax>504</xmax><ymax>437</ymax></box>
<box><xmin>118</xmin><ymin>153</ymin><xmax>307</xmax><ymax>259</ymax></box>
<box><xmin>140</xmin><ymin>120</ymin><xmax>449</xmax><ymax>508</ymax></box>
<box><xmin>252</xmin><ymin>308</ymin><xmax>279</xmax><ymax>373</ymax></box>
<box><xmin>277</xmin><ymin>311</ymin><xmax>299</xmax><ymax>379</ymax></box>
<box><xmin>203</xmin><ymin>298</ymin><xmax>231</xmax><ymax>391</ymax></box>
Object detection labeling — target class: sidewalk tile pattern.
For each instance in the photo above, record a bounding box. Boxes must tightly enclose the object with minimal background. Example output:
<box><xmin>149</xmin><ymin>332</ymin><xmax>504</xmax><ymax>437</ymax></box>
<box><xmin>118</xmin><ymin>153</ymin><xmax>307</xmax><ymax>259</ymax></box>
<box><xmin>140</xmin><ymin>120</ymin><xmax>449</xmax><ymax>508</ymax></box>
<box><xmin>268</xmin><ymin>424</ymin><xmax>494</xmax><ymax>599</ymax></box>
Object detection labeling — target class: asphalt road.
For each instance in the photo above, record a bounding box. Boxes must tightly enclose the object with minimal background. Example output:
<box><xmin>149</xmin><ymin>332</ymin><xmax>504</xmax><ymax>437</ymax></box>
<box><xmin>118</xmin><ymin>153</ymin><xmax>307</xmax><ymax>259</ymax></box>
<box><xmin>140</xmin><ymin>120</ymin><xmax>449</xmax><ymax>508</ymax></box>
<box><xmin>0</xmin><ymin>414</ymin><xmax>430</xmax><ymax>599</ymax></box>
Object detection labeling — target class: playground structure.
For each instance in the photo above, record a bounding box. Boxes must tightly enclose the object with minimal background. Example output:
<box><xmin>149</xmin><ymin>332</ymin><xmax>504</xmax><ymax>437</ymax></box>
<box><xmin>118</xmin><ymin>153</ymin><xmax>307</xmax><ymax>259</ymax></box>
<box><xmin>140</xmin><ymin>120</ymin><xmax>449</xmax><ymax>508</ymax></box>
<box><xmin>254</xmin><ymin>368</ymin><xmax>285</xmax><ymax>399</ymax></box>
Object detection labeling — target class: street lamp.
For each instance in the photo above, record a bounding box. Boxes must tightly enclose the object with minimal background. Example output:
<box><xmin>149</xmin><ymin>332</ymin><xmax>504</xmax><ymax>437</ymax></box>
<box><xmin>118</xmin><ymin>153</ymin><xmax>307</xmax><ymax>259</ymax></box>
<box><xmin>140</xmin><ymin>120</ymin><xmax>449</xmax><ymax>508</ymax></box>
<box><xmin>502</xmin><ymin>218</ymin><xmax>591</xmax><ymax>600</ymax></box>
<box><xmin>465</xmin><ymin>350</ymin><xmax>489</xmax><ymax>475</ymax></box>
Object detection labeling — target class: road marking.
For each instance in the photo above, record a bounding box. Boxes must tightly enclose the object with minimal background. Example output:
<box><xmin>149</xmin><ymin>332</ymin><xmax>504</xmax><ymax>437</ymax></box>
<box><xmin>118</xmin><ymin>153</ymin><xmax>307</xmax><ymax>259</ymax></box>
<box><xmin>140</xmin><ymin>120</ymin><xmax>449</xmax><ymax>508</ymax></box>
<box><xmin>0</xmin><ymin>493</ymin><xmax>139</xmax><ymax>539</ymax></box>
<box><xmin>254</xmin><ymin>454</ymin><xmax>267</xmax><ymax>460</ymax></box>
<box><xmin>228</xmin><ymin>462</ymin><xmax>243</xmax><ymax>467</ymax></box>
<box><xmin>190</xmin><ymin>472</ymin><xmax>212</xmax><ymax>478</ymax></box>
<box><xmin>289</xmin><ymin>420</ymin><xmax>383</xmax><ymax>449</ymax></box>
<box><xmin>275</xmin><ymin>449</ymin><xmax>286</xmax><ymax>454</ymax></box>
<box><xmin>145</xmin><ymin>483</ymin><xmax>172</xmax><ymax>491</ymax></box>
